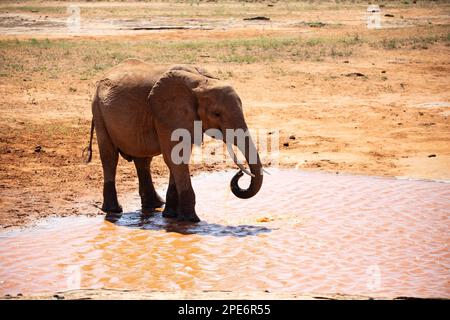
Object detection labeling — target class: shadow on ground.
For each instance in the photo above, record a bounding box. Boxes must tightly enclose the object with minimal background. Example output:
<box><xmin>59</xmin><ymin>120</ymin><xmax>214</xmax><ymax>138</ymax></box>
<box><xmin>105</xmin><ymin>211</ymin><xmax>271</xmax><ymax>237</ymax></box>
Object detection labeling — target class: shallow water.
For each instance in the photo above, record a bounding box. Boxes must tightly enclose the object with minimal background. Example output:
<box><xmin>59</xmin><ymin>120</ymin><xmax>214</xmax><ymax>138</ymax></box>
<box><xmin>1</xmin><ymin>169</ymin><xmax>449</xmax><ymax>297</ymax></box>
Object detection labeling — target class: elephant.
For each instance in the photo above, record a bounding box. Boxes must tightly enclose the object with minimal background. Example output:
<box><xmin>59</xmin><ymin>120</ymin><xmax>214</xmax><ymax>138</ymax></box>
<box><xmin>85</xmin><ymin>59</ymin><xmax>263</xmax><ymax>222</ymax></box>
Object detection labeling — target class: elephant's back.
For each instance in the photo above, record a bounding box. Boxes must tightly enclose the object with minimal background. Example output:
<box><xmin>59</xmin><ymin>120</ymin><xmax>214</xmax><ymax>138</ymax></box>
<box><xmin>99</xmin><ymin>59</ymin><xmax>166</xmax><ymax>100</ymax></box>
<box><xmin>94</xmin><ymin>59</ymin><xmax>166</xmax><ymax>158</ymax></box>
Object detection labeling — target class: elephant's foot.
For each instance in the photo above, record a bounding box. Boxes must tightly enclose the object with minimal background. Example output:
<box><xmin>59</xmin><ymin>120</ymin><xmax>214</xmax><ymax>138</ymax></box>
<box><xmin>102</xmin><ymin>182</ymin><xmax>122</xmax><ymax>213</ymax></box>
<box><xmin>142</xmin><ymin>194</ymin><xmax>165</xmax><ymax>212</ymax></box>
<box><xmin>177</xmin><ymin>211</ymin><xmax>201</xmax><ymax>223</ymax></box>
<box><xmin>142</xmin><ymin>199</ymin><xmax>164</xmax><ymax>212</ymax></box>
<box><xmin>162</xmin><ymin>206</ymin><xmax>177</xmax><ymax>219</ymax></box>
<box><xmin>175</xmin><ymin>190</ymin><xmax>199</xmax><ymax>222</ymax></box>
<box><xmin>101</xmin><ymin>203</ymin><xmax>123</xmax><ymax>214</ymax></box>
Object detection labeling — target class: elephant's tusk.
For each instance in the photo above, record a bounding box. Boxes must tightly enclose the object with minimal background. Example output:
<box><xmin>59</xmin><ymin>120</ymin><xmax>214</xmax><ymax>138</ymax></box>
<box><xmin>236</xmin><ymin>162</ymin><xmax>255</xmax><ymax>178</ymax></box>
<box><xmin>226</xmin><ymin>143</ymin><xmax>255</xmax><ymax>178</ymax></box>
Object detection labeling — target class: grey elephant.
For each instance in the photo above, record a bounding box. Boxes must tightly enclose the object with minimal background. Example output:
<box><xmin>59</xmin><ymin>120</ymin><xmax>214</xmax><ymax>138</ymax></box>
<box><xmin>85</xmin><ymin>59</ymin><xmax>263</xmax><ymax>222</ymax></box>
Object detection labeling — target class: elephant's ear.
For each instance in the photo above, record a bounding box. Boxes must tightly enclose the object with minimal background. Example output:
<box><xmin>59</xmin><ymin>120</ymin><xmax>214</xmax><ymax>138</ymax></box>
<box><xmin>168</xmin><ymin>64</ymin><xmax>219</xmax><ymax>80</ymax></box>
<box><xmin>148</xmin><ymin>70</ymin><xmax>205</xmax><ymax>132</ymax></box>
<box><xmin>194</xmin><ymin>66</ymin><xmax>219</xmax><ymax>80</ymax></box>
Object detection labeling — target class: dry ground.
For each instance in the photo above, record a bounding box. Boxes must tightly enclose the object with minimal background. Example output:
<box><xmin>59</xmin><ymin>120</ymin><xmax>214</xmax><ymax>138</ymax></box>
<box><xmin>1</xmin><ymin>288</ymin><xmax>399</xmax><ymax>300</ymax></box>
<box><xmin>0</xmin><ymin>0</ymin><xmax>449</xmax><ymax>229</ymax></box>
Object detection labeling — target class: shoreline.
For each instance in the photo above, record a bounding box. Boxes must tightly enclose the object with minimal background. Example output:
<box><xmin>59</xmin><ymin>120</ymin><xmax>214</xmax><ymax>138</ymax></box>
<box><xmin>1</xmin><ymin>166</ymin><xmax>449</xmax><ymax>231</ymax></box>
<box><xmin>2</xmin><ymin>288</ymin><xmax>443</xmax><ymax>300</ymax></box>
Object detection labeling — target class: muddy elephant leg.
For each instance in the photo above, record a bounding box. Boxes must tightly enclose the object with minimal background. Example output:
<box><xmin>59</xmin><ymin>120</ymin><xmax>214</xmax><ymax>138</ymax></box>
<box><xmin>160</xmin><ymin>149</ymin><xmax>199</xmax><ymax>222</ymax></box>
<box><xmin>157</xmin><ymin>124</ymin><xmax>199</xmax><ymax>222</ymax></box>
<box><xmin>169</xmin><ymin>163</ymin><xmax>199</xmax><ymax>222</ymax></box>
<box><xmin>134</xmin><ymin>157</ymin><xmax>164</xmax><ymax>212</ymax></box>
<box><xmin>162</xmin><ymin>171</ymin><xmax>178</xmax><ymax>219</ymax></box>
<box><xmin>95</xmin><ymin>123</ymin><xmax>122</xmax><ymax>213</ymax></box>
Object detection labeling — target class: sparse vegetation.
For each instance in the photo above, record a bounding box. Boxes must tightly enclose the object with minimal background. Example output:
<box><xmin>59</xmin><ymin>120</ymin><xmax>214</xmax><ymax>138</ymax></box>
<box><xmin>1</xmin><ymin>27</ymin><xmax>448</xmax><ymax>79</ymax></box>
<box><xmin>376</xmin><ymin>34</ymin><xmax>446</xmax><ymax>50</ymax></box>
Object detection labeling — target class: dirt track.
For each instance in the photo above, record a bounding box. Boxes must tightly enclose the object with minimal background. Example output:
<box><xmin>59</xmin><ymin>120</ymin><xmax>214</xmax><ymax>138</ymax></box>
<box><xmin>0</xmin><ymin>1</ymin><xmax>449</xmax><ymax>229</ymax></box>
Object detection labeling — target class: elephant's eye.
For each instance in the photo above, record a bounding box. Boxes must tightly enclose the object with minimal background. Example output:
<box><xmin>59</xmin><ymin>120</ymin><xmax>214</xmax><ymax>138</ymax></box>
<box><xmin>213</xmin><ymin>111</ymin><xmax>221</xmax><ymax>118</ymax></box>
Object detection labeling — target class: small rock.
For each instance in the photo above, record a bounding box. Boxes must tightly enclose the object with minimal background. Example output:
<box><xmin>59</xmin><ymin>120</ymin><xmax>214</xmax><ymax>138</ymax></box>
<box><xmin>307</xmin><ymin>21</ymin><xmax>326</xmax><ymax>28</ymax></box>
<box><xmin>283</xmin><ymin>142</ymin><xmax>289</xmax><ymax>147</ymax></box>
<box><xmin>53</xmin><ymin>294</ymin><xmax>65</xmax><ymax>300</ymax></box>
<box><xmin>243</xmin><ymin>16</ymin><xmax>270</xmax><ymax>21</ymax></box>
<box><xmin>343</xmin><ymin>60</ymin><xmax>349</xmax><ymax>63</ymax></box>
<box><xmin>428</xmin><ymin>154</ymin><xmax>436</xmax><ymax>158</ymax></box>
<box><xmin>345</xmin><ymin>72</ymin><xmax>366</xmax><ymax>78</ymax></box>
<box><xmin>34</xmin><ymin>145</ymin><xmax>42</xmax><ymax>153</ymax></box>
<box><xmin>381</xmin><ymin>70</ymin><xmax>386</xmax><ymax>73</ymax></box>
<box><xmin>257</xmin><ymin>217</ymin><xmax>273</xmax><ymax>223</ymax></box>
<box><xmin>289</xmin><ymin>135</ymin><xmax>296</xmax><ymax>140</ymax></box>
<box><xmin>384</xmin><ymin>14</ymin><xmax>395</xmax><ymax>17</ymax></box>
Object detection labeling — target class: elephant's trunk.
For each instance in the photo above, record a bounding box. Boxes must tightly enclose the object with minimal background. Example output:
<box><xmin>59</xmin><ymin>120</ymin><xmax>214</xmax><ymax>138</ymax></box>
<box><xmin>227</xmin><ymin>135</ymin><xmax>263</xmax><ymax>199</ymax></box>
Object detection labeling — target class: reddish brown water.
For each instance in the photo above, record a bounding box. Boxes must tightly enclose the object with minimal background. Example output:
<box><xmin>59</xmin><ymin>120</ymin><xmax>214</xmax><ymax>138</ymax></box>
<box><xmin>1</xmin><ymin>169</ymin><xmax>449</xmax><ymax>297</ymax></box>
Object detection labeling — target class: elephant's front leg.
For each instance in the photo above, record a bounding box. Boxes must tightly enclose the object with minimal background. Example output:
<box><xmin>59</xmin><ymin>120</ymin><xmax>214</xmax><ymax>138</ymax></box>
<box><xmin>170</xmin><ymin>163</ymin><xmax>200</xmax><ymax>222</ymax></box>
<box><xmin>157</xmin><ymin>125</ymin><xmax>200</xmax><ymax>222</ymax></box>
<box><xmin>134</xmin><ymin>157</ymin><xmax>165</xmax><ymax>212</ymax></box>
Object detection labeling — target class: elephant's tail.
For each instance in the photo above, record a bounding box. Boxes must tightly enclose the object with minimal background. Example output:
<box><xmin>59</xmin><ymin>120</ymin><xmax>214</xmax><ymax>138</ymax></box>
<box><xmin>83</xmin><ymin>118</ymin><xmax>94</xmax><ymax>163</ymax></box>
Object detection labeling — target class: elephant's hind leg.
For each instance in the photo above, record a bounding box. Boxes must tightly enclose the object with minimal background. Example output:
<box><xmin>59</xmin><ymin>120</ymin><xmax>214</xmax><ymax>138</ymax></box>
<box><xmin>162</xmin><ymin>171</ymin><xmax>178</xmax><ymax>219</ymax></box>
<box><xmin>94</xmin><ymin>115</ymin><xmax>122</xmax><ymax>213</ymax></box>
<box><xmin>97</xmin><ymin>139</ymin><xmax>122</xmax><ymax>213</ymax></box>
<box><xmin>134</xmin><ymin>157</ymin><xmax>165</xmax><ymax>212</ymax></box>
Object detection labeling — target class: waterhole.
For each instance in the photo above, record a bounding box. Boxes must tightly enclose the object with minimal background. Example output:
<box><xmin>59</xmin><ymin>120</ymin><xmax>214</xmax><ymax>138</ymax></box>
<box><xmin>0</xmin><ymin>169</ymin><xmax>449</xmax><ymax>297</ymax></box>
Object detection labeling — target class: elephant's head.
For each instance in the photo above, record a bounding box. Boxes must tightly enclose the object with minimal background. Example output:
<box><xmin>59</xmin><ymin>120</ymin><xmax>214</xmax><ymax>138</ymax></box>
<box><xmin>148</xmin><ymin>66</ymin><xmax>263</xmax><ymax>199</ymax></box>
